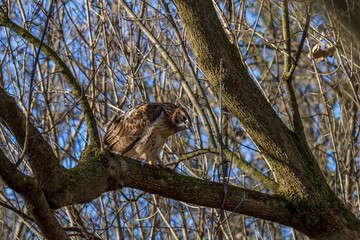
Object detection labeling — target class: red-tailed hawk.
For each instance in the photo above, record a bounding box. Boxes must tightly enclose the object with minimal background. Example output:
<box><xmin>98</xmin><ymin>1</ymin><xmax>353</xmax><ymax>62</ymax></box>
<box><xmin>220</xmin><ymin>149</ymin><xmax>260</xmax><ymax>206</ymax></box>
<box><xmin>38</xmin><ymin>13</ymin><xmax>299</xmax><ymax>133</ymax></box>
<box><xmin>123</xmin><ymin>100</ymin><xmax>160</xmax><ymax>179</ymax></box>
<box><xmin>103</xmin><ymin>102</ymin><xmax>191</xmax><ymax>167</ymax></box>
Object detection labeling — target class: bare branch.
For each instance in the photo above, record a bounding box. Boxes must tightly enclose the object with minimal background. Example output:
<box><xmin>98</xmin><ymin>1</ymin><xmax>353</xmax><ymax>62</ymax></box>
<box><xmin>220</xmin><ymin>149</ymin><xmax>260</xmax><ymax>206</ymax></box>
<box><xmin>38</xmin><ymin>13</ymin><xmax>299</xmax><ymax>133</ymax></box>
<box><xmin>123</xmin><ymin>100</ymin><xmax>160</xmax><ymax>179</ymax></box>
<box><xmin>0</xmin><ymin>6</ymin><xmax>100</xmax><ymax>146</ymax></box>
<box><xmin>280</xmin><ymin>0</ymin><xmax>308</xmax><ymax>139</ymax></box>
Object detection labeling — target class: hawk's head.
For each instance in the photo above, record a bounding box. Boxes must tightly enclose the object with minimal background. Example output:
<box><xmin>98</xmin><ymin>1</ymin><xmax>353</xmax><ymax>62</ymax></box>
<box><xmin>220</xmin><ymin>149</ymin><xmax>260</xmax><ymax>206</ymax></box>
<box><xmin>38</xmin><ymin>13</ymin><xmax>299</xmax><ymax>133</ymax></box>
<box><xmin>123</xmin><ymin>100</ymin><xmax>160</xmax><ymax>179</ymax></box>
<box><xmin>172</xmin><ymin>107</ymin><xmax>191</xmax><ymax>132</ymax></box>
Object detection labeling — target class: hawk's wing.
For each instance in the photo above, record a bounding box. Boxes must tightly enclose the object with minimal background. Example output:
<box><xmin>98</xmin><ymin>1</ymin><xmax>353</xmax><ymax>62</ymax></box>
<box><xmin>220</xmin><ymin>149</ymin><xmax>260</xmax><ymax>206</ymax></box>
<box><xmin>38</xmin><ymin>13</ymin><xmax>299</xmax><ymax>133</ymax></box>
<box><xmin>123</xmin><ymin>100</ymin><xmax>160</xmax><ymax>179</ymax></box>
<box><xmin>103</xmin><ymin>103</ymin><xmax>164</xmax><ymax>155</ymax></box>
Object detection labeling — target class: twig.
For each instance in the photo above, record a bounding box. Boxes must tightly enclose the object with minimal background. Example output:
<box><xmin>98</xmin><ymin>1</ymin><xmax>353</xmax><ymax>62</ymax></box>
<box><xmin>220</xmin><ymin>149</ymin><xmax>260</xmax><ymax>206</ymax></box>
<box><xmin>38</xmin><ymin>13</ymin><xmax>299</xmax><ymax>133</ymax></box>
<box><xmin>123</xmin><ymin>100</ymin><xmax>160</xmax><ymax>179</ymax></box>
<box><xmin>166</xmin><ymin>149</ymin><xmax>218</xmax><ymax>168</ymax></box>
<box><xmin>220</xmin><ymin>193</ymin><xmax>247</xmax><ymax>224</ymax></box>
<box><xmin>288</xmin><ymin>3</ymin><xmax>313</xmax><ymax>80</ymax></box>
<box><xmin>215</xmin><ymin>59</ymin><xmax>228</xmax><ymax>238</ymax></box>
<box><xmin>0</xmin><ymin>200</ymin><xmax>34</xmax><ymax>222</ymax></box>
<box><xmin>223</xmin><ymin>149</ymin><xmax>279</xmax><ymax>192</ymax></box>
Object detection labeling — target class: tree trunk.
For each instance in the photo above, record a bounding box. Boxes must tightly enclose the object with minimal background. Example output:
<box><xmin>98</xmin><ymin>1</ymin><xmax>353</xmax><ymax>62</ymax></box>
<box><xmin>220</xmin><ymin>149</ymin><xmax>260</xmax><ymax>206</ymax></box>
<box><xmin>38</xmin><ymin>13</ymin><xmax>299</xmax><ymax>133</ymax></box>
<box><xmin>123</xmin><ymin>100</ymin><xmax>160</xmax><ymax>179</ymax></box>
<box><xmin>173</xmin><ymin>0</ymin><xmax>360</xmax><ymax>238</ymax></box>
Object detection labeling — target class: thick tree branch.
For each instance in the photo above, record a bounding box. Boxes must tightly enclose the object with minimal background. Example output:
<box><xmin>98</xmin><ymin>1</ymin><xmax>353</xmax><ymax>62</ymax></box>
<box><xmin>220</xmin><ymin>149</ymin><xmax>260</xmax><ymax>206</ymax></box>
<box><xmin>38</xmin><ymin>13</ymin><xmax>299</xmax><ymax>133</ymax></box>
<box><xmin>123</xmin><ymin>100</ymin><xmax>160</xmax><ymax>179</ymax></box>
<box><xmin>0</xmin><ymin>86</ymin><xmax>65</xmax><ymax>185</ymax></box>
<box><xmin>172</xmin><ymin>0</ymin><xmax>325</xmax><ymax>197</ymax></box>
<box><xmin>0</xmin><ymin>149</ymin><xmax>69</xmax><ymax>239</ymax></box>
<box><xmin>0</xmin><ymin>7</ymin><xmax>100</xmax><ymax>147</ymax></box>
<box><xmin>21</xmin><ymin>178</ymin><xmax>70</xmax><ymax>240</ymax></box>
<box><xmin>2</xmin><ymin>141</ymin><xmax>359</xmax><ymax>238</ymax></box>
<box><xmin>45</xmin><ymin>149</ymin><xmax>294</xmax><ymax>229</ymax></box>
<box><xmin>0</xmin><ymin>148</ymin><xmax>31</xmax><ymax>195</ymax></box>
<box><xmin>113</xmin><ymin>156</ymin><xmax>292</xmax><ymax>226</ymax></box>
<box><xmin>170</xmin><ymin>1</ymin><xmax>359</xmax><ymax>237</ymax></box>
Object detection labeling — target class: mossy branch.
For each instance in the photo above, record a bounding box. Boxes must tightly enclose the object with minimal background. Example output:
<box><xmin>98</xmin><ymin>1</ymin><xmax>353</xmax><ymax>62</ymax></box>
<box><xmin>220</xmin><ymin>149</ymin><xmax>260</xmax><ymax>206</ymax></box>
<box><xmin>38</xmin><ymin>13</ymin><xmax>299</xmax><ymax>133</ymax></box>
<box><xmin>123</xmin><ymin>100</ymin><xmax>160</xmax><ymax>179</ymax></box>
<box><xmin>0</xmin><ymin>8</ymin><xmax>100</xmax><ymax>146</ymax></box>
<box><xmin>56</xmin><ymin>152</ymin><xmax>293</xmax><ymax>229</ymax></box>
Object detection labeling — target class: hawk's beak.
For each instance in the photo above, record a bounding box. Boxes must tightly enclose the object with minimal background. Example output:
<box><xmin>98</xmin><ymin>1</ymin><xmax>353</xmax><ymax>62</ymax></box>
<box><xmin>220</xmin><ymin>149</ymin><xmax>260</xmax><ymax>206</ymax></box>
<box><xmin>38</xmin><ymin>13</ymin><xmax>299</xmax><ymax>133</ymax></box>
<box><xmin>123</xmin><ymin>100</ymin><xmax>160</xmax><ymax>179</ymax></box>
<box><xmin>185</xmin><ymin>119</ymin><xmax>194</xmax><ymax>133</ymax></box>
<box><xmin>177</xmin><ymin>119</ymin><xmax>191</xmax><ymax>131</ymax></box>
<box><xmin>184</xmin><ymin>119</ymin><xmax>191</xmax><ymax>129</ymax></box>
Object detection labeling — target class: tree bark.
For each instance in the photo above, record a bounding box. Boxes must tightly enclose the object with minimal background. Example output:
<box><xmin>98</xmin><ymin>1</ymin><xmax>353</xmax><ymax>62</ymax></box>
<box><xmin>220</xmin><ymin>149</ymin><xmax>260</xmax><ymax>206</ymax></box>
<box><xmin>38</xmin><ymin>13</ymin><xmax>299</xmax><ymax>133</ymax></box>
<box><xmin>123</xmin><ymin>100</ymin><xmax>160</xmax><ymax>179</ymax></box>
<box><xmin>172</xmin><ymin>0</ymin><xmax>360</xmax><ymax>238</ymax></box>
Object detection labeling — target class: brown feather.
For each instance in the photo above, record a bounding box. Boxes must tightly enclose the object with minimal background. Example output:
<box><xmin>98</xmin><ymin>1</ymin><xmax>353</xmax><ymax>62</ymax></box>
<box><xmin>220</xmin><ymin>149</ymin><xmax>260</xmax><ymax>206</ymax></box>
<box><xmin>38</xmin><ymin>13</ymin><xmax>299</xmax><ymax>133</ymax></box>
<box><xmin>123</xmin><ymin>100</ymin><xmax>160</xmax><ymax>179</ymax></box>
<box><xmin>103</xmin><ymin>102</ymin><xmax>191</xmax><ymax>165</ymax></box>
<box><xmin>103</xmin><ymin>103</ymin><xmax>163</xmax><ymax>154</ymax></box>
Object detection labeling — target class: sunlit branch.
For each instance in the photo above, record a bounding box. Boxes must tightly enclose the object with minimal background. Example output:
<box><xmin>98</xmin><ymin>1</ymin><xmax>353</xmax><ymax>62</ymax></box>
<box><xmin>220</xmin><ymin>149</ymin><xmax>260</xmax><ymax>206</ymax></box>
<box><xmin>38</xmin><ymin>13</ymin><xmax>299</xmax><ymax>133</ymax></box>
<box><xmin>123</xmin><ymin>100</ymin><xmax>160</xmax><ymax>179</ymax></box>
<box><xmin>223</xmin><ymin>149</ymin><xmax>279</xmax><ymax>193</ymax></box>
<box><xmin>280</xmin><ymin>0</ymin><xmax>306</xmax><ymax>140</ymax></box>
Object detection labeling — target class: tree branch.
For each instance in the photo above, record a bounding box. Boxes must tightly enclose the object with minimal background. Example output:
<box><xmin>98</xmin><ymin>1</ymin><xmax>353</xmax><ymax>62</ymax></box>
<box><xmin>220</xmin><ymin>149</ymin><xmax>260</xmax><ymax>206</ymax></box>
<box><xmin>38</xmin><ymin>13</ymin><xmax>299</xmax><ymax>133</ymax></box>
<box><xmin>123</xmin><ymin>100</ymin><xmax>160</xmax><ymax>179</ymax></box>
<box><xmin>22</xmin><ymin>177</ymin><xmax>70</xmax><ymax>240</ymax></box>
<box><xmin>0</xmin><ymin>6</ymin><xmax>100</xmax><ymax>146</ymax></box>
<box><xmin>280</xmin><ymin>0</ymin><xmax>307</xmax><ymax>139</ymax></box>
<box><xmin>0</xmin><ymin>148</ymin><xmax>31</xmax><ymax>195</ymax></box>
<box><xmin>289</xmin><ymin>4</ymin><xmax>312</xmax><ymax>79</ymax></box>
<box><xmin>46</xmin><ymin>150</ymin><xmax>294</xmax><ymax>229</ymax></box>
<box><xmin>0</xmin><ymin>201</ymin><xmax>34</xmax><ymax>222</ymax></box>
<box><xmin>0</xmin><ymin>149</ymin><xmax>69</xmax><ymax>239</ymax></box>
<box><xmin>169</xmin><ymin>3</ymin><xmax>360</xmax><ymax>237</ymax></box>
<box><xmin>223</xmin><ymin>149</ymin><xmax>279</xmax><ymax>193</ymax></box>
<box><xmin>0</xmin><ymin>86</ymin><xmax>64</xmax><ymax>184</ymax></box>
<box><xmin>110</xmin><ymin>155</ymin><xmax>292</xmax><ymax>228</ymax></box>
<box><xmin>281</xmin><ymin>0</ymin><xmax>292</xmax><ymax>72</ymax></box>
<box><xmin>172</xmin><ymin>0</ymin><xmax>323</xmax><ymax>195</ymax></box>
<box><xmin>171</xmin><ymin>149</ymin><xmax>279</xmax><ymax>193</ymax></box>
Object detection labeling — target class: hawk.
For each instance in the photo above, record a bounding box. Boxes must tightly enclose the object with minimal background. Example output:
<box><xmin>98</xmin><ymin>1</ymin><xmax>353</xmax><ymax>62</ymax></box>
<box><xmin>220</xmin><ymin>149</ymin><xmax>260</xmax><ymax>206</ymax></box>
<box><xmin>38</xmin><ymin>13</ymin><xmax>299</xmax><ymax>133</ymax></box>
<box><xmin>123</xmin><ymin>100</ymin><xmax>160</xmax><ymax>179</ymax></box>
<box><xmin>103</xmin><ymin>102</ymin><xmax>191</xmax><ymax>167</ymax></box>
